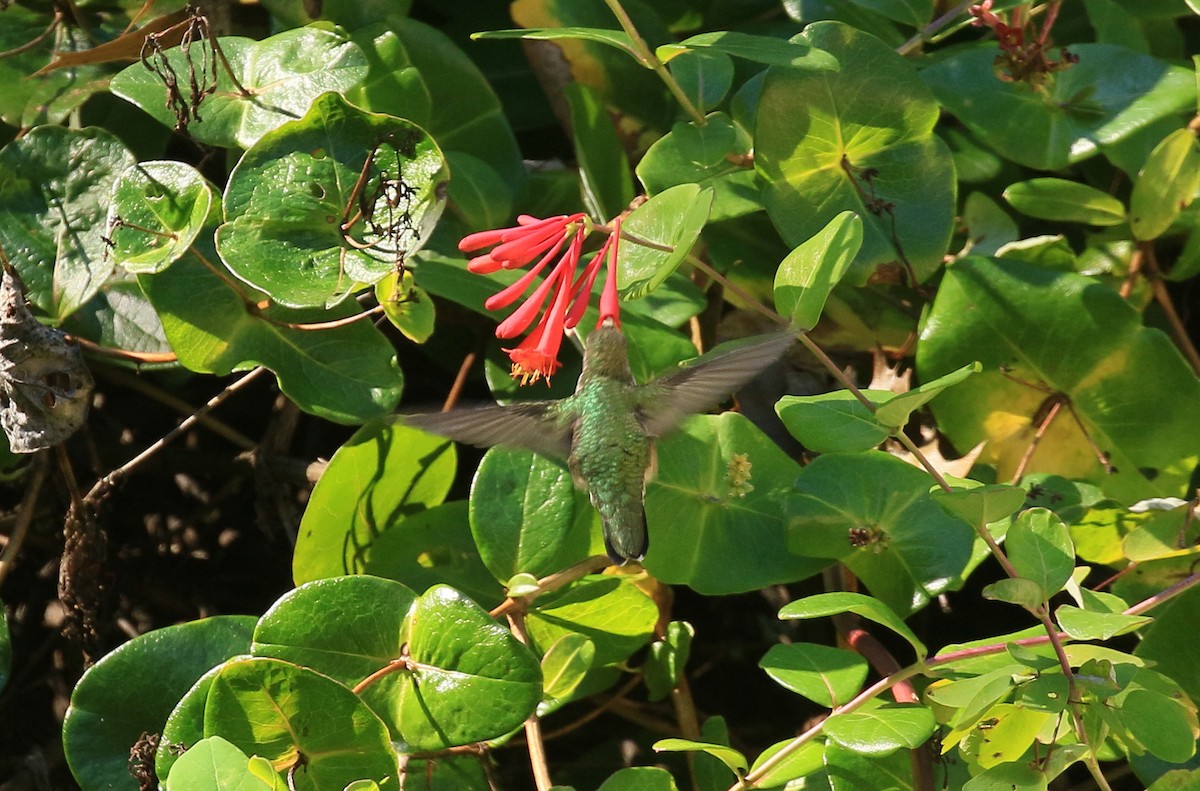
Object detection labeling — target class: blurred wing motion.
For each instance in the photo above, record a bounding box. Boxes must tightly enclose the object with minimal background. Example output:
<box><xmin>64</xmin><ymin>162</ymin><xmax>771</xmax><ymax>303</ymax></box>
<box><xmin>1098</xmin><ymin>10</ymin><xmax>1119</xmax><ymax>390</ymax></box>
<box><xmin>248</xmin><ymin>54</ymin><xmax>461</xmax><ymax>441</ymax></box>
<box><xmin>640</xmin><ymin>330</ymin><xmax>794</xmax><ymax>438</ymax></box>
<box><xmin>404</xmin><ymin>401</ymin><xmax>573</xmax><ymax>462</ymax></box>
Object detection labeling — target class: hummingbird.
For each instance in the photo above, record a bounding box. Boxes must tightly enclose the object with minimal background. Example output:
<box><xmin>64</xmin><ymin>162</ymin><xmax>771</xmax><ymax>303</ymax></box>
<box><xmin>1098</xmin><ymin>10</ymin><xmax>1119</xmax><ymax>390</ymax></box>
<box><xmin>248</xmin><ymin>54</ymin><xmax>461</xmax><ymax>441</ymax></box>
<box><xmin>406</xmin><ymin>319</ymin><xmax>794</xmax><ymax>563</ymax></box>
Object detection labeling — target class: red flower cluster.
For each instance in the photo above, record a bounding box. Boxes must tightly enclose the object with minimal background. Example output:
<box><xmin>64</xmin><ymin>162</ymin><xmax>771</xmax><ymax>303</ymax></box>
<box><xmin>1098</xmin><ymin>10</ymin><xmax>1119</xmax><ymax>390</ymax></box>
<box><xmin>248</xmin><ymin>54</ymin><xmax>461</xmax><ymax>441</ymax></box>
<box><xmin>459</xmin><ymin>213</ymin><xmax>622</xmax><ymax>385</ymax></box>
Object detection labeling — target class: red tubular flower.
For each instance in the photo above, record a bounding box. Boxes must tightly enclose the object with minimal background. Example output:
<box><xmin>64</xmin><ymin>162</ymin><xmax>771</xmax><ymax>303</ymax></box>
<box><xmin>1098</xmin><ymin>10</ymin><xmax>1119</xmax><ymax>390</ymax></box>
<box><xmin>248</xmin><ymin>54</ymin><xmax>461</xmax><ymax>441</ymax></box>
<box><xmin>460</xmin><ymin>213</ymin><xmax>624</xmax><ymax>386</ymax></box>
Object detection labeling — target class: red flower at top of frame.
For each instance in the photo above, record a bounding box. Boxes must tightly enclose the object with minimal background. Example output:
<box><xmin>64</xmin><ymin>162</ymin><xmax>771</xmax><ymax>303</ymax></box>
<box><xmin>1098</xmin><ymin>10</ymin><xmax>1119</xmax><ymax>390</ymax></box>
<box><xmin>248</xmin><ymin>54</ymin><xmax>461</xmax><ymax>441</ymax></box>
<box><xmin>459</xmin><ymin>215</ymin><xmax>623</xmax><ymax>386</ymax></box>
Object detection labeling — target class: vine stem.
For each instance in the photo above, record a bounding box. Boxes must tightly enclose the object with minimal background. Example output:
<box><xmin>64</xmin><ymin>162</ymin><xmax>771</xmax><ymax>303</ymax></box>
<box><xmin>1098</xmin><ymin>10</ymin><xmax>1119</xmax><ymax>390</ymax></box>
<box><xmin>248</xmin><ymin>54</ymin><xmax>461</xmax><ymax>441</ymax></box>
<box><xmin>489</xmin><ymin>555</ymin><xmax>612</xmax><ymax>618</ymax></box>
<box><xmin>1140</xmin><ymin>243</ymin><xmax>1200</xmax><ymax>376</ymax></box>
<box><xmin>83</xmin><ymin>367</ymin><xmax>270</xmax><ymax>504</ymax></box>
<box><xmin>508</xmin><ymin>609</ymin><xmax>553</xmax><ymax>791</ymax></box>
<box><xmin>602</xmin><ymin>0</ymin><xmax>707</xmax><ymax>126</ymax></box>
<box><xmin>896</xmin><ymin>0</ymin><xmax>974</xmax><ymax>55</ymax></box>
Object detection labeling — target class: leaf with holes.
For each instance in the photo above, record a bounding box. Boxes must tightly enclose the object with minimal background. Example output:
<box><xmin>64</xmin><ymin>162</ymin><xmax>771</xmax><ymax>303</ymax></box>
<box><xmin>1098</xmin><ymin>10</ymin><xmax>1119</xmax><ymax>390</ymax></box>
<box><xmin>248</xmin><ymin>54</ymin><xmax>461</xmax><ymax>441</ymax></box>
<box><xmin>217</xmin><ymin>92</ymin><xmax>448</xmax><ymax>308</ymax></box>
<box><xmin>107</xmin><ymin>161</ymin><xmax>216</xmax><ymax>274</ymax></box>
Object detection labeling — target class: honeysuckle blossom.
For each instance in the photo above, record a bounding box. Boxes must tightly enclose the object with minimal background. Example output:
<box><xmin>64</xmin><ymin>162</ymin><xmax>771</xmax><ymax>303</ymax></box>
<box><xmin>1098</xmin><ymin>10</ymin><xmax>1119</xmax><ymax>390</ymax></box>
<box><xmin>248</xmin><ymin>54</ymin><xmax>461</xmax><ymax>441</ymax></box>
<box><xmin>459</xmin><ymin>214</ymin><xmax>623</xmax><ymax>385</ymax></box>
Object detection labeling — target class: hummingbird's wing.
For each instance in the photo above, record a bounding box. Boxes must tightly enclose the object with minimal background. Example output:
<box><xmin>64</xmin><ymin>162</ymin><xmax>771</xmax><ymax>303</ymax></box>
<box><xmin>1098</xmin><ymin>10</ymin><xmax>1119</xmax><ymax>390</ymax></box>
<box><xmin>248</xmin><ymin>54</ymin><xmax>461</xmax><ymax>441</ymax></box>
<box><xmin>640</xmin><ymin>330</ymin><xmax>794</xmax><ymax>438</ymax></box>
<box><xmin>403</xmin><ymin>401</ymin><xmax>573</xmax><ymax>462</ymax></box>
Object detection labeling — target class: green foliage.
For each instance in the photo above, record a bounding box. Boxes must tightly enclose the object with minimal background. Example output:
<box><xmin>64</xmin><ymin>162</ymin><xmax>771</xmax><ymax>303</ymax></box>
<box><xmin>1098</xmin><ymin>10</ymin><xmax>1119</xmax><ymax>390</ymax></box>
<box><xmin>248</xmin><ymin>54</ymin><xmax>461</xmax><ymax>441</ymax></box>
<box><xmin>0</xmin><ymin>2</ymin><xmax>1194</xmax><ymax>790</ymax></box>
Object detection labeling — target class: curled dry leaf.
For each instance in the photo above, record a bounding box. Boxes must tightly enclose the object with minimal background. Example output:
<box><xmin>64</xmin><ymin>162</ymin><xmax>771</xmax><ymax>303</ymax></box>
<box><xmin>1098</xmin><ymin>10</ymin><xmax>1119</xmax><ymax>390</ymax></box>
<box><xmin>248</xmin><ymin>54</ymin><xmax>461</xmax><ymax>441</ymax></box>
<box><xmin>0</xmin><ymin>263</ymin><xmax>93</xmax><ymax>452</ymax></box>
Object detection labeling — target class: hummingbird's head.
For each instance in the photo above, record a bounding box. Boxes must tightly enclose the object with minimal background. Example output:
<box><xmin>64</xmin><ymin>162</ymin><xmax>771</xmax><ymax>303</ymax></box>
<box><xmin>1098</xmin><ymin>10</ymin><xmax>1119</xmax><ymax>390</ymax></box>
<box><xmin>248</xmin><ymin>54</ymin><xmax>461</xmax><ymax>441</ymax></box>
<box><xmin>582</xmin><ymin>320</ymin><xmax>633</xmax><ymax>379</ymax></box>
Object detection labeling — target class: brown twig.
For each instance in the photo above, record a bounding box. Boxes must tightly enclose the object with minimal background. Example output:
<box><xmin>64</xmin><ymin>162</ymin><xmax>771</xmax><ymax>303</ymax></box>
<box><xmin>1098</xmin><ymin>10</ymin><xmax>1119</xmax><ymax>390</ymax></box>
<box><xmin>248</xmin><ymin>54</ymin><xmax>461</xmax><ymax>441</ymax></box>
<box><xmin>0</xmin><ymin>451</ymin><xmax>50</xmax><ymax>587</ymax></box>
<box><xmin>1141</xmin><ymin>243</ymin><xmax>1200</xmax><ymax>376</ymax></box>
<box><xmin>67</xmin><ymin>335</ymin><xmax>178</xmax><ymax>364</ymax></box>
<box><xmin>443</xmin><ymin>350</ymin><xmax>478</xmax><ymax>413</ymax></box>
<box><xmin>507</xmin><ymin>609</ymin><xmax>553</xmax><ymax>791</ymax></box>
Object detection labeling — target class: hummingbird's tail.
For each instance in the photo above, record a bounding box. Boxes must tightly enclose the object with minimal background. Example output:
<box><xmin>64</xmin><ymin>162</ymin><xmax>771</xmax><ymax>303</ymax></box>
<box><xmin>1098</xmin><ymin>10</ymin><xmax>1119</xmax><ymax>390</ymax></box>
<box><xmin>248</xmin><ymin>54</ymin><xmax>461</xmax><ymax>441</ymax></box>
<box><xmin>603</xmin><ymin>519</ymin><xmax>647</xmax><ymax>565</ymax></box>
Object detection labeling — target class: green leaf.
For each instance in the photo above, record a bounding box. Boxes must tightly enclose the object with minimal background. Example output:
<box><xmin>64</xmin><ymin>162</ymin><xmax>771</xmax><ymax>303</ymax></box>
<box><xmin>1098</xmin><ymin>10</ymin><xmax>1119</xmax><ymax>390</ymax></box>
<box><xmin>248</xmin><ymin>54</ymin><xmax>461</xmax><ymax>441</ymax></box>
<box><xmin>917</xmin><ymin>256</ymin><xmax>1200</xmax><ymax>502</ymax></box>
<box><xmin>823</xmin><ymin>702</ymin><xmax>937</xmax><ymax>756</ymax></box>
<box><xmin>203</xmin><ymin>657</ymin><xmax>397</xmax><ymax>790</ymax></box>
<box><xmin>596</xmin><ymin>767</ymin><xmax>681</xmax><ymax>791</ymax></box>
<box><xmin>1121</xmin><ymin>689</ymin><xmax>1199</xmax><ymax>764</ymax></box>
<box><xmin>1135</xmin><ymin>587</ymin><xmax>1200</xmax><ymax>701</ymax></box>
<box><xmin>656</xmin><ymin>31</ymin><xmax>839</xmax><ymax>71</ymax></box>
<box><xmin>377</xmin><ymin>270</ymin><xmax>435</xmax><ymax>344</ymax></box>
<box><xmin>962</xmin><ymin>761</ymin><xmax>1048</xmax><ymax>791</ymax></box>
<box><xmin>668</xmin><ymin>50</ymin><xmax>734</xmax><ymax>113</ymax></box>
<box><xmin>874</xmin><ymin>361</ymin><xmax>981</xmax><ymax>429</ymax></box>
<box><xmin>63</xmin><ymin>616</ymin><xmax>256</xmax><ymax>791</ymax></box>
<box><xmin>759</xmin><ymin>642</ymin><xmax>868</xmax><ymax>707</ymax></box>
<box><xmin>960</xmin><ymin>702</ymin><xmax>1054</xmax><ymax>769</ymax></box>
<box><xmin>250</xmin><ymin>576</ymin><xmax>416</xmax><ymax>737</ymax></box>
<box><xmin>923</xmin><ymin>44</ymin><xmax>1195</xmax><ymax>171</ymax></box>
<box><xmin>294</xmin><ymin>417</ymin><xmax>455</xmax><ymax>583</ymax></box>
<box><xmin>1122</xmin><ymin>503</ymin><xmax>1196</xmax><ymax>562</ymax></box>
<box><xmin>773</xmin><ymin>211</ymin><xmax>862</xmax><ymax>329</ymax></box>
<box><xmin>775</xmin><ymin>390</ymin><xmax>891</xmax><ymax>453</ymax></box>
<box><xmin>618</xmin><ymin>183</ymin><xmax>713</xmax><ymax>300</ymax></box>
<box><xmin>644</xmin><ymin>621</ymin><xmax>693</xmax><ymax>702</ymax></box>
<box><xmin>983</xmin><ymin>577</ymin><xmax>1046</xmax><ymax>610</ymax></box>
<box><xmin>962</xmin><ymin>191</ymin><xmax>1019</xmax><ymax>257</ymax></box>
<box><xmin>163</xmin><ymin>736</ymin><xmax>281</xmax><ymax>791</ymax></box>
<box><xmin>932</xmin><ymin>484</ymin><xmax>1028</xmax><ymax>526</ymax></box>
<box><xmin>643</xmin><ymin>413</ymin><xmax>814</xmax><ymax>595</ymax></box>
<box><xmin>747</xmin><ymin>739</ymin><xmax>825</xmax><ymax>789</ymax></box>
<box><xmin>1146</xmin><ymin>769</ymin><xmax>1200</xmax><ymax>791</ymax></box>
<box><xmin>653</xmin><ymin>738</ymin><xmax>748</xmax><ymax>775</ymax></box>
<box><xmin>566</xmin><ymin>82</ymin><xmax>634</xmax><ymax>221</ymax></box>
<box><xmin>636</xmin><ymin>114</ymin><xmax>758</xmax><ymax>222</ymax></box>
<box><xmin>1006</xmin><ymin>508</ymin><xmax>1075</xmax><ymax>599</ymax></box>
<box><xmin>540</xmin><ymin>634</ymin><xmax>596</xmax><ymax>702</ymax></box>
<box><xmin>217</xmin><ymin>92</ymin><xmax>448</xmax><ymax>308</ymax></box>
<box><xmin>1003</xmin><ymin>178</ymin><xmax>1126</xmax><ymax>226</ymax></box>
<box><xmin>787</xmin><ymin>452</ymin><xmax>978</xmax><ymax>616</ymax></box>
<box><xmin>469</xmin><ymin>447</ymin><xmax>595</xmax><ymax>582</ymax></box>
<box><xmin>398</xmin><ymin>585</ymin><xmax>542</xmax><ymax>750</ymax></box>
<box><xmin>1131</xmin><ymin>128</ymin><xmax>1200</xmax><ymax>240</ymax></box>
<box><xmin>107</xmin><ymin>161</ymin><xmax>216</xmax><ymax>274</ymax></box>
<box><xmin>0</xmin><ymin>125</ymin><xmax>136</xmax><ymax>319</ymax></box>
<box><xmin>363</xmin><ymin>501</ymin><xmax>504</xmax><ymax>607</ymax></box>
<box><xmin>61</xmin><ymin>280</ymin><xmax>174</xmax><ymax>366</ymax></box>
<box><xmin>779</xmin><ymin>591</ymin><xmax>926</xmax><ymax>657</ymax></box>
<box><xmin>472</xmin><ymin>27</ymin><xmax>640</xmax><ymax>62</ymax></box>
<box><xmin>525</xmin><ymin>576</ymin><xmax>657</xmax><ymax>667</ymax></box>
<box><xmin>1056</xmin><ymin>604</ymin><xmax>1150</xmax><ymax>640</ymax></box>
<box><xmin>139</xmin><ymin>247</ymin><xmax>404</xmax><ymax>424</ymax></box>
<box><xmin>158</xmin><ymin>666</ymin><xmax>228</xmax><ymax>781</ymax></box>
<box><xmin>757</xmin><ymin>21</ymin><xmax>955</xmax><ymax>284</ymax></box>
<box><xmin>111</xmin><ymin>26</ymin><xmax>368</xmax><ymax>149</ymax></box>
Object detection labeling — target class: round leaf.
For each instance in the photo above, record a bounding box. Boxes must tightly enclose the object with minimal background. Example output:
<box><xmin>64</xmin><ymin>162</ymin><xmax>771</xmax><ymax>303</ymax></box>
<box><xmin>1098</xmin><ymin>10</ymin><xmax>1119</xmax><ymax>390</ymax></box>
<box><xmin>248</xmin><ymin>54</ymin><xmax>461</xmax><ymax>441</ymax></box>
<box><xmin>110</xmin><ymin>27</ymin><xmax>368</xmax><ymax>149</ymax></box>
<box><xmin>251</xmin><ymin>576</ymin><xmax>417</xmax><ymax>737</ymax></box>
<box><xmin>756</xmin><ymin>22</ymin><xmax>954</xmax><ymax>284</ymax></box>
<box><xmin>107</xmin><ymin>161</ymin><xmax>215</xmax><ymax>273</ymax></box>
<box><xmin>203</xmin><ymin>657</ymin><xmax>397</xmax><ymax>791</ymax></box>
<box><xmin>399</xmin><ymin>585</ymin><xmax>542</xmax><ymax>750</ymax></box>
<box><xmin>63</xmin><ymin>616</ymin><xmax>256</xmax><ymax>791</ymax></box>
<box><xmin>218</xmin><ymin>92</ymin><xmax>448</xmax><ymax>308</ymax></box>
<box><xmin>1005</xmin><ymin>507</ymin><xmax>1075</xmax><ymax>599</ymax></box>
<box><xmin>0</xmin><ymin>125</ymin><xmax>135</xmax><ymax>319</ymax></box>
<box><xmin>787</xmin><ymin>452</ymin><xmax>978</xmax><ymax>616</ymax></box>
<box><xmin>643</xmin><ymin>413</ymin><xmax>816</xmax><ymax>595</ymax></box>
<box><xmin>1120</xmin><ymin>689</ymin><xmax>1199</xmax><ymax>764</ymax></box>
<box><xmin>540</xmin><ymin>633</ymin><xmax>596</xmax><ymax>703</ymax></box>
<box><xmin>917</xmin><ymin>256</ymin><xmax>1200</xmax><ymax>502</ymax></box>
<box><xmin>163</xmin><ymin>736</ymin><xmax>281</xmax><ymax>791</ymax></box>
<box><xmin>469</xmin><ymin>447</ymin><xmax>594</xmax><ymax>582</ymax></box>
<box><xmin>294</xmin><ymin>417</ymin><xmax>455</xmax><ymax>583</ymax></box>
<box><xmin>773</xmin><ymin>211</ymin><xmax>863</xmax><ymax>330</ymax></box>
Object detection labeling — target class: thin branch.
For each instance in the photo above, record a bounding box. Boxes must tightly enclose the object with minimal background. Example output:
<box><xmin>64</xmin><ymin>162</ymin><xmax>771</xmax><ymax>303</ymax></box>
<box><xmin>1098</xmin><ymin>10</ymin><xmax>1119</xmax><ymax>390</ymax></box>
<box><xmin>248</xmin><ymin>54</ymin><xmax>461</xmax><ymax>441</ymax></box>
<box><xmin>95</xmin><ymin>366</ymin><xmax>256</xmax><ymax>450</ymax></box>
<box><xmin>443</xmin><ymin>350</ymin><xmax>478</xmax><ymax>413</ymax></box>
<box><xmin>896</xmin><ymin>0</ymin><xmax>974</xmax><ymax>55</ymax></box>
<box><xmin>1141</xmin><ymin>243</ymin><xmax>1200</xmax><ymax>376</ymax></box>
<box><xmin>0</xmin><ymin>11</ymin><xmax>63</xmax><ymax>59</ymax></box>
<box><xmin>489</xmin><ymin>555</ymin><xmax>612</xmax><ymax>618</ymax></box>
<box><xmin>255</xmin><ymin>304</ymin><xmax>385</xmax><ymax>331</ymax></box>
<box><xmin>67</xmin><ymin>335</ymin><xmax>178</xmax><ymax>364</ymax></box>
<box><xmin>602</xmin><ymin>0</ymin><xmax>707</xmax><ymax>126</ymax></box>
<box><xmin>0</xmin><ymin>451</ymin><xmax>50</xmax><ymax>587</ymax></box>
<box><xmin>508</xmin><ymin>610</ymin><xmax>553</xmax><ymax>791</ymax></box>
<box><xmin>83</xmin><ymin>367</ymin><xmax>270</xmax><ymax>504</ymax></box>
